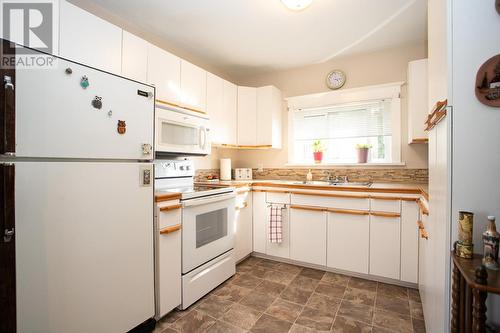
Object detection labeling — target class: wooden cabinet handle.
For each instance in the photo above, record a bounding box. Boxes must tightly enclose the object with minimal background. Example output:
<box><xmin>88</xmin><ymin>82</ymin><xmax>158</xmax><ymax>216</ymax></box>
<box><xmin>370</xmin><ymin>211</ymin><xmax>401</xmax><ymax>218</ymax></box>
<box><xmin>159</xmin><ymin>204</ymin><xmax>182</xmax><ymax>212</ymax></box>
<box><xmin>290</xmin><ymin>204</ymin><xmax>326</xmax><ymax>212</ymax></box>
<box><xmin>417</xmin><ymin>220</ymin><xmax>424</xmax><ymax>229</ymax></box>
<box><xmin>160</xmin><ymin>224</ymin><xmax>181</xmax><ymax>235</ymax></box>
<box><xmin>417</xmin><ymin>199</ymin><xmax>429</xmax><ymax>215</ymax></box>
<box><xmin>327</xmin><ymin>208</ymin><xmax>369</xmax><ymax>216</ymax></box>
<box><xmin>236</xmin><ymin>202</ymin><xmax>248</xmax><ymax>210</ymax></box>
<box><xmin>420</xmin><ymin>228</ymin><xmax>429</xmax><ymax>240</ymax></box>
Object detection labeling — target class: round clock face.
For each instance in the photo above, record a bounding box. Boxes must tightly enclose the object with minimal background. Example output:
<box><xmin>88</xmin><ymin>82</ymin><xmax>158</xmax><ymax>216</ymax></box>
<box><xmin>326</xmin><ymin>70</ymin><xmax>346</xmax><ymax>90</ymax></box>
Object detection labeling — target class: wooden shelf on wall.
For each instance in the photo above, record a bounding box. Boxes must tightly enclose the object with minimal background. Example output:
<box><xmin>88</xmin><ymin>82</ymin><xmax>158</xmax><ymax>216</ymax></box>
<box><xmin>425</xmin><ymin>99</ymin><xmax>448</xmax><ymax>131</ymax></box>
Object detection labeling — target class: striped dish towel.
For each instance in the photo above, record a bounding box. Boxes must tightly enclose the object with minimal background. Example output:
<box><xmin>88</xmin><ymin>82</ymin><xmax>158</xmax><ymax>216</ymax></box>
<box><xmin>268</xmin><ymin>204</ymin><xmax>284</xmax><ymax>243</ymax></box>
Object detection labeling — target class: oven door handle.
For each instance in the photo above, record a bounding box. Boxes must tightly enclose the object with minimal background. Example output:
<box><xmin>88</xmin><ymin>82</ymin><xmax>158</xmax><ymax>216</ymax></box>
<box><xmin>182</xmin><ymin>192</ymin><xmax>236</xmax><ymax>207</ymax></box>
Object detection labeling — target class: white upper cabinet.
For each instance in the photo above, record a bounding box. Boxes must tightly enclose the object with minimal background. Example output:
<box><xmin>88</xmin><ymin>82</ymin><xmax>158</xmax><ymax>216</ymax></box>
<box><xmin>407</xmin><ymin>59</ymin><xmax>429</xmax><ymax>143</ymax></box>
<box><xmin>59</xmin><ymin>1</ymin><xmax>122</xmax><ymax>75</ymax></box>
<box><xmin>147</xmin><ymin>44</ymin><xmax>181</xmax><ymax>104</ymax></box>
<box><xmin>207</xmin><ymin>73</ymin><xmax>237</xmax><ymax>145</ymax></box>
<box><xmin>180</xmin><ymin>60</ymin><xmax>207</xmax><ymax>112</ymax></box>
<box><xmin>121</xmin><ymin>31</ymin><xmax>148</xmax><ymax>82</ymax></box>
<box><xmin>257</xmin><ymin>86</ymin><xmax>282</xmax><ymax>148</ymax></box>
<box><xmin>237</xmin><ymin>86</ymin><xmax>258</xmax><ymax>146</ymax></box>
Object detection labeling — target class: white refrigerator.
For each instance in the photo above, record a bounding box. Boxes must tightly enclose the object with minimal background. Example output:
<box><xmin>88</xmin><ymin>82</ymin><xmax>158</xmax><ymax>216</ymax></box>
<box><xmin>0</xmin><ymin>40</ymin><xmax>155</xmax><ymax>333</ymax></box>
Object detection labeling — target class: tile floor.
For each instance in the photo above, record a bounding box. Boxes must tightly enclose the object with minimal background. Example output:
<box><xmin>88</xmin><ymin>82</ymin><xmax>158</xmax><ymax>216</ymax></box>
<box><xmin>154</xmin><ymin>256</ymin><xmax>426</xmax><ymax>333</ymax></box>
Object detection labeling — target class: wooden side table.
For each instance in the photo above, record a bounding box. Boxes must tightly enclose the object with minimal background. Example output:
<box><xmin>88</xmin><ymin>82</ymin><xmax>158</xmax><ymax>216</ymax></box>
<box><xmin>451</xmin><ymin>253</ymin><xmax>500</xmax><ymax>333</ymax></box>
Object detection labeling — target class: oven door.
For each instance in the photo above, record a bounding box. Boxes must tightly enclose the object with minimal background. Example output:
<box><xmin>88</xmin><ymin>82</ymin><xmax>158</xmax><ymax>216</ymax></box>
<box><xmin>155</xmin><ymin>107</ymin><xmax>210</xmax><ymax>155</ymax></box>
<box><xmin>182</xmin><ymin>192</ymin><xmax>235</xmax><ymax>274</ymax></box>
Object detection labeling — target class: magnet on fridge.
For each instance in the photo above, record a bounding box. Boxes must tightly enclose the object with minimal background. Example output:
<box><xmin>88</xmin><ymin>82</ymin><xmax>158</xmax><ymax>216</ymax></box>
<box><xmin>80</xmin><ymin>76</ymin><xmax>89</xmax><ymax>89</ymax></box>
<box><xmin>65</xmin><ymin>67</ymin><xmax>73</xmax><ymax>74</ymax></box>
<box><xmin>91</xmin><ymin>96</ymin><xmax>103</xmax><ymax>109</ymax></box>
<box><xmin>117</xmin><ymin>120</ymin><xmax>126</xmax><ymax>134</ymax></box>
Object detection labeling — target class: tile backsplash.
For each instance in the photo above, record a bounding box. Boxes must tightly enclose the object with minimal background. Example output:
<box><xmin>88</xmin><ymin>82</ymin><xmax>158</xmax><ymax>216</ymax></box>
<box><xmin>195</xmin><ymin>168</ymin><xmax>428</xmax><ymax>183</ymax></box>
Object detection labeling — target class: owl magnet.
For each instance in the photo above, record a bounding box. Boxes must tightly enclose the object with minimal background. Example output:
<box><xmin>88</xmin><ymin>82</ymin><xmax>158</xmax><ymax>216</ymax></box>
<box><xmin>117</xmin><ymin>120</ymin><xmax>126</xmax><ymax>134</ymax></box>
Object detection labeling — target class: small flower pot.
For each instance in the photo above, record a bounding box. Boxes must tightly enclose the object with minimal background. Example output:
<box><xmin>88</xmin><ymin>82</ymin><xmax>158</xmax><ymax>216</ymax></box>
<box><xmin>313</xmin><ymin>151</ymin><xmax>323</xmax><ymax>164</ymax></box>
<box><xmin>357</xmin><ymin>148</ymin><xmax>369</xmax><ymax>163</ymax></box>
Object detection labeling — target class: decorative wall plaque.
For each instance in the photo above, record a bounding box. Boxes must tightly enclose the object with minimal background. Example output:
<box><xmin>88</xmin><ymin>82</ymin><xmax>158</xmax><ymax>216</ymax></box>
<box><xmin>475</xmin><ymin>54</ymin><xmax>500</xmax><ymax>107</ymax></box>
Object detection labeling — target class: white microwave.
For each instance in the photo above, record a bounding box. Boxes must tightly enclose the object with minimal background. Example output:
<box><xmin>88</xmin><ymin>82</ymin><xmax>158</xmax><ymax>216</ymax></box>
<box><xmin>155</xmin><ymin>105</ymin><xmax>211</xmax><ymax>156</ymax></box>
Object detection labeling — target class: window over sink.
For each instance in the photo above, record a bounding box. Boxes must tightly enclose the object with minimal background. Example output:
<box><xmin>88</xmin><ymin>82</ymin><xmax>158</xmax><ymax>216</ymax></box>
<box><xmin>287</xmin><ymin>82</ymin><xmax>402</xmax><ymax>165</ymax></box>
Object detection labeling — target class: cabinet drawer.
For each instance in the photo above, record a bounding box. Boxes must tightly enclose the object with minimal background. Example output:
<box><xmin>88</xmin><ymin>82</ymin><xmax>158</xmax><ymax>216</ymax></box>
<box><xmin>291</xmin><ymin>193</ymin><xmax>369</xmax><ymax>211</ymax></box>
<box><xmin>371</xmin><ymin>198</ymin><xmax>401</xmax><ymax>213</ymax></box>
<box><xmin>157</xmin><ymin>202</ymin><xmax>182</xmax><ymax>229</ymax></box>
<box><xmin>266</xmin><ymin>192</ymin><xmax>290</xmax><ymax>204</ymax></box>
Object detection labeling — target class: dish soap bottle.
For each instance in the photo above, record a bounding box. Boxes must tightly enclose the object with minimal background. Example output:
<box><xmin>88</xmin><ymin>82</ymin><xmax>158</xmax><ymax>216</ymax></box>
<box><xmin>306</xmin><ymin>169</ymin><xmax>313</xmax><ymax>183</ymax></box>
<box><xmin>482</xmin><ymin>216</ymin><xmax>500</xmax><ymax>270</ymax></box>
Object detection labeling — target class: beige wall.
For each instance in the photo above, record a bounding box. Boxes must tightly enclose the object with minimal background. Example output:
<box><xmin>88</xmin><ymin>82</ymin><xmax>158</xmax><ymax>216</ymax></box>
<box><xmin>227</xmin><ymin>41</ymin><xmax>429</xmax><ymax>169</ymax></box>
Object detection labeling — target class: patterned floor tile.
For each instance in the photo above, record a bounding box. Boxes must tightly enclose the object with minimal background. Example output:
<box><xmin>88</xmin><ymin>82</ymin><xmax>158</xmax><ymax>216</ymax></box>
<box><xmin>276</xmin><ymin>262</ymin><xmax>303</xmax><ymax>275</ymax></box>
<box><xmin>337</xmin><ymin>300</ymin><xmax>374</xmax><ymax>324</ymax></box>
<box><xmin>372</xmin><ymin>309</ymin><xmax>413</xmax><ymax>333</ymax></box>
<box><xmin>250</xmin><ymin>314</ymin><xmax>293</xmax><ymax>333</ymax></box>
<box><xmin>265</xmin><ymin>298</ymin><xmax>303</xmax><ymax>322</ymax></box>
<box><xmin>410</xmin><ymin>300</ymin><xmax>424</xmax><ymax>320</ymax></box>
<box><xmin>280</xmin><ymin>285</ymin><xmax>313</xmax><ymax>305</ymax></box>
<box><xmin>232</xmin><ymin>274</ymin><xmax>263</xmax><ymax>289</ymax></box>
<box><xmin>214</xmin><ymin>284</ymin><xmax>252</xmax><ymax>302</ymax></box>
<box><xmin>253</xmin><ymin>279</ymin><xmax>287</xmax><ymax>296</ymax></box>
<box><xmin>295</xmin><ymin>306</ymin><xmax>335</xmax><ymax>331</ymax></box>
<box><xmin>375</xmin><ymin>294</ymin><xmax>410</xmax><ymax>316</ymax></box>
<box><xmin>289</xmin><ymin>275</ymin><xmax>321</xmax><ymax>292</ymax></box>
<box><xmin>343</xmin><ymin>287</ymin><xmax>376</xmax><ymax>306</ymax></box>
<box><xmin>377</xmin><ymin>283</ymin><xmax>408</xmax><ymax>300</ymax></box>
<box><xmin>306</xmin><ymin>292</ymin><xmax>341</xmax><ymax>313</ymax></box>
<box><xmin>332</xmin><ymin>316</ymin><xmax>373</xmax><ymax>333</ymax></box>
<box><xmin>299</xmin><ymin>267</ymin><xmax>326</xmax><ymax>280</ymax></box>
<box><xmin>321</xmin><ymin>272</ymin><xmax>350</xmax><ymax>287</ymax></box>
<box><xmin>170</xmin><ymin>310</ymin><xmax>217</xmax><ymax>333</ymax></box>
<box><xmin>348</xmin><ymin>278</ymin><xmax>378</xmax><ymax>292</ymax></box>
<box><xmin>206</xmin><ymin>320</ymin><xmax>247</xmax><ymax>333</ymax></box>
<box><xmin>220</xmin><ymin>303</ymin><xmax>261</xmax><ymax>330</ymax></box>
<box><xmin>196</xmin><ymin>295</ymin><xmax>234</xmax><ymax>319</ymax></box>
<box><xmin>263</xmin><ymin>270</ymin><xmax>296</xmax><ymax>285</ymax></box>
<box><xmin>239</xmin><ymin>291</ymin><xmax>277</xmax><ymax>312</ymax></box>
<box><xmin>408</xmin><ymin>288</ymin><xmax>422</xmax><ymax>303</ymax></box>
<box><xmin>412</xmin><ymin>318</ymin><xmax>426</xmax><ymax>333</ymax></box>
<box><xmin>315</xmin><ymin>281</ymin><xmax>346</xmax><ymax>298</ymax></box>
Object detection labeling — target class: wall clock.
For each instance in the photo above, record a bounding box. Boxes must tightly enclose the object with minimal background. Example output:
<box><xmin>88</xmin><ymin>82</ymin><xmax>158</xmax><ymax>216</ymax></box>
<box><xmin>326</xmin><ymin>70</ymin><xmax>346</xmax><ymax>90</ymax></box>
<box><xmin>475</xmin><ymin>54</ymin><xmax>500</xmax><ymax>107</ymax></box>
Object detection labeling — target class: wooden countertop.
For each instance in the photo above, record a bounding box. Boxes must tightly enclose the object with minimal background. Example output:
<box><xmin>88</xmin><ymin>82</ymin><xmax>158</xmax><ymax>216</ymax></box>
<box><xmin>194</xmin><ymin>180</ymin><xmax>429</xmax><ymax>199</ymax></box>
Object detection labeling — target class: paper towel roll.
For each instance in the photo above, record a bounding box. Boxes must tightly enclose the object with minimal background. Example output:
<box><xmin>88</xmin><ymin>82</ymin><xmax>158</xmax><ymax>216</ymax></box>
<box><xmin>220</xmin><ymin>158</ymin><xmax>232</xmax><ymax>180</ymax></box>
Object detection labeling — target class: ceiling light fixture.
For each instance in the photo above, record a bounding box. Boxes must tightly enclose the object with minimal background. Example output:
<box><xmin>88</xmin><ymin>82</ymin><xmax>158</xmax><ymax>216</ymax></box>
<box><xmin>281</xmin><ymin>0</ymin><xmax>313</xmax><ymax>11</ymax></box>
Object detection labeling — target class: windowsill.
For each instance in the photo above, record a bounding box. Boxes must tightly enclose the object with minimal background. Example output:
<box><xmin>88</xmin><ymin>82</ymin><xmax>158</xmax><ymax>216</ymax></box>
<box><xmin>284</xmin><ymin>162</ymin><xmax>407</xmax><ymax>168</ymax></box>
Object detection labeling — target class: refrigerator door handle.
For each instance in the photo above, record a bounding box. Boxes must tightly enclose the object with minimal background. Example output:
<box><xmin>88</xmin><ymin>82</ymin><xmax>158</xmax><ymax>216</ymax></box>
<box><xmin>1</xmin><ymin>163</ymin><xmax>15</xmax><ymax>243</ymax></box>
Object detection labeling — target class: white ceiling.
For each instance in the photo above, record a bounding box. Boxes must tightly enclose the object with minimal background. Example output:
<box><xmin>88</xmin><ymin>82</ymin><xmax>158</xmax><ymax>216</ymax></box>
<box><xmin>70</xmin><ymin>0</ymin><xmax>427</xmax><ymax>78</ymax></box>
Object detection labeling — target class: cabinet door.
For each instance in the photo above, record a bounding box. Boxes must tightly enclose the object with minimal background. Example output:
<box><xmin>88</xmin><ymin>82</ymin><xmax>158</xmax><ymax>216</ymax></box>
<box><xmin>327</xmin><ymin>212</ymin><xmax>369</xmax><ymax>274</ymax></box>
<box><xmin>237</xmin><ymin>86</ymin><xmax>257</xmax><ymax>146</ymax></box>
<box><xmin>60</xmin><ymin>1</ymin><xmax>122</xmax><ymax>74</ymax></box>
<box><xmin>257</xmin><ymin>86</ymin><xmax>282</xmax><ymax>148</ymax></box>
<box><xmin>266</xmin><ymin>206</ymin><xmax>290</xmax><ymax>259</ymax></box>
<box><xmin>401</xmin><ymin>201</ymin><xmax>419</xmax><ymax>283</ymax></box>
<box><xmin>147</xmin><ymin>44</ymin><xmax>181</xmax><ymax>104</ymax></box>
<box><xmin>290</xmin><ymin>208</ymin><xmax>327</xmax><ymax>266</ymax></box>
<box><xmin>408</xmin><ymin>58</ymin><xmax>429</xmax><ymax>143</ymax></box>
<box><xmin>207</xmin><ymin>73</ymin><xmax>232</xmax><ymax>144</ymax></box>
<box><xmin>222</xmin><ymin>80</ymin><xmax>238</xmax><ymax>145</ymax></box>
<box><xmin>252</xmin><ymin>191</ymin><xmax>267</xmax><ymax>253</ymax></box>
<box><xmin>122</xmin><ymin>31</ymin><xmax>148</xmax><ymax>82</ymax></box>
<box><xmin>180</xmin><ymin>60</ymin><xmax>207</xmax><ymax>112</ymax></box>
<box><xmin>369</xmin><ymin>215</ymin><xmax>401</xmax><ymax>279</ymax></box>
<box><xmin>157</xmin><ymin>203</ymin><xmax>182</xmax><ymax>318</ymax></box>
<box><xmin>235</xmin><ymin>193</ymin><xmax>253</xmax><ymax>262</ymax></box>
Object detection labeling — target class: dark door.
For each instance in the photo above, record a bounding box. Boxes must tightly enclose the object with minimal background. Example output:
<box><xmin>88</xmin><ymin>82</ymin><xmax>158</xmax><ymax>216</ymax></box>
<box><xmin>0</xmin><ymin>163</ymin><xmax>16</xmax><ymax>333</ymax></box>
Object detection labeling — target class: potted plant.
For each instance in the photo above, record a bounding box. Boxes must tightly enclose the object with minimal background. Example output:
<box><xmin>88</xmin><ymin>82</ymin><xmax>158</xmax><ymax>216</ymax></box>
<box><xmin>356</xmin><ymin>144</ymin><xmax>372</xmax><ymax>163</ymax></box>
<box><xmin>312</xmin><ymin>140</ymin><xmax>325</xmax><ymax>164</ymax></box>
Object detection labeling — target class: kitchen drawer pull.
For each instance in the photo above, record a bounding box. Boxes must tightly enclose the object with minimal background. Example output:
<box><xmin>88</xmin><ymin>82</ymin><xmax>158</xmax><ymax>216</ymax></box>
<box><xmin>236</xmin><ymin>202</ymin><xmax>248</xmax><ymax>210</ymax></box>
<box><xmin>420</xmin><ymin>228</ymin><xmax>429</xmax><ymax>240</ymax></box>
<box><xmin>290</xmin><ymin>204</ymin><xmax>326</xmax><ymax>212</ymax></box>
<box><xmin>417</xmin><ymin>220</ymin><xmax>424</xmax><ymax>229</ymax></box>
<box><xmin>417</xmin><ymin>199</ymin><xmax>429</xmax><ymax>215</ymax></box>
<box><xmin>159</xmin><ymin>204</ymin><xmax>182</xmax><ymax>212</ymax></box>
<box><xmin>160</xmin><ymin>224</ymin><xmax>181</xmax><ymax>235</ymax></box>
<box><xmin>370</xmin><ymin>195</ymin><xmax>401</xmax><ymax>201</ymax></box>
<box><xmin>370</xmin><ymin>211</ymin><xmax>401</xmax><ymax>218</ymax></box>
<box><xmin>327</xmin><ymin>208</ymin><xmax>369</xmax><ymax>216</ymax></box>
<box><xmin>292</xmin><ymin>191</ymin><xmax>370</xmax><ymax>199</ymax></box>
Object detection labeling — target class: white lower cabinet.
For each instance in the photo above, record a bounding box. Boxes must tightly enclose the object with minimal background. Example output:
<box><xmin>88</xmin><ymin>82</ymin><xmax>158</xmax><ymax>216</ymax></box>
<box><xmin>266</xmin><ymin>205</ymin><xmax>290</xmax><ymax>259</ymax></box>
<box><xmin>401</xmin><ymin>201</ymin><xmax>420</xmax><ymax>283</ymax></box>
<box><xmin>290</xmin><ymin>208</ymin><xmax>327</xmax><ymax>266</ymax></box>
<box><xmin>369</xmin><ymin>214</ymin><xmax>401</xmax><ymax>280</ymax></box>
<box><xmin>327</xmin><ymin>212</ymin><xmax>370</xmax><ymax>274</ymax></box>
<box><xmin>252</xmin><ymin>191</ymin><xmax>267</xmax><ymax>253</ymax></box>
<box><xmin>156</xmin><ymin>202</ymin><xmax>182</xmax><ymax>319</ymax></box>
<box><xmin>235</xmin><ymin>191</ymin><xmax>253</xmax><ymax>262</ymax></box>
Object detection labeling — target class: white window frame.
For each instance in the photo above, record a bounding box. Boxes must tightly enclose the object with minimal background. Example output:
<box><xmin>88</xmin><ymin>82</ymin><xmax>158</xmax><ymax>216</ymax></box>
<box><xmin>286</xmin><ymin>82</ymin><xmax>403</xmax><ymax>166</ymax></box>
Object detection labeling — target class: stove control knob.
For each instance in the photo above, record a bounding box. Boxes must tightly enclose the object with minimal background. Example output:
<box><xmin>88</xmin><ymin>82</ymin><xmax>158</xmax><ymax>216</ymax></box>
<box><xmin>179</xmin><ymin>166</ymin><xmax>185</xmax><ymax>171</ymax></box>
<box><xmin>186</xmin><ymin>166</ymin><xmax>191</xmax><ymax>170</ymax></box>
